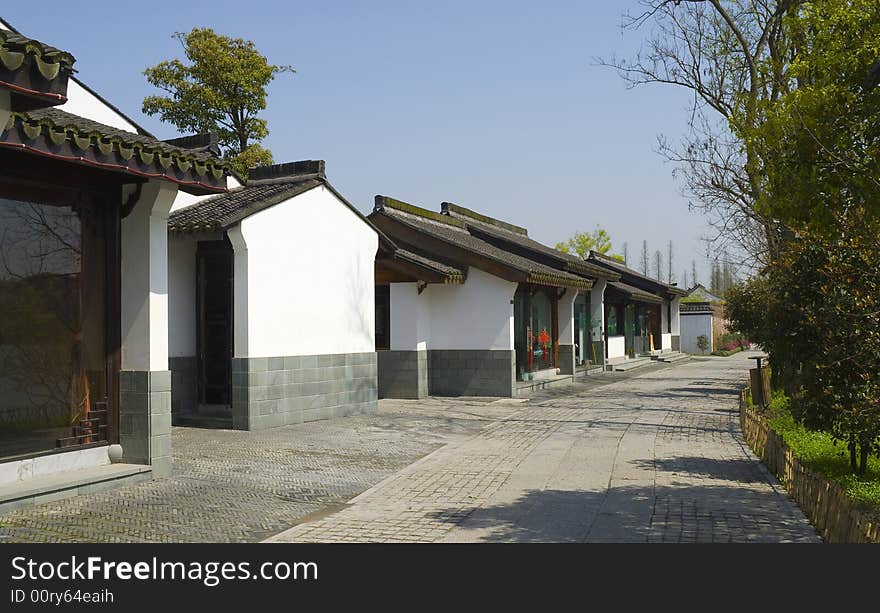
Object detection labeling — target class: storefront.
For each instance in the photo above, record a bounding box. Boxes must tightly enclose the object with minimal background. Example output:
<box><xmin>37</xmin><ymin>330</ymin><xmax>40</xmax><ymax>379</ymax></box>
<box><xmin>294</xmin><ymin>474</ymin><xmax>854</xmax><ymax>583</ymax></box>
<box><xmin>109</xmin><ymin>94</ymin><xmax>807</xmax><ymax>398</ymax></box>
<box><xmin>573</xmin><ymin>292</ymin><xmax>595</xmax><ymax>367</ymax></box>
<box><xmin>514</xmin><ymin>285</ymin><xmax>559</xmax><ymax>380</ymax></box>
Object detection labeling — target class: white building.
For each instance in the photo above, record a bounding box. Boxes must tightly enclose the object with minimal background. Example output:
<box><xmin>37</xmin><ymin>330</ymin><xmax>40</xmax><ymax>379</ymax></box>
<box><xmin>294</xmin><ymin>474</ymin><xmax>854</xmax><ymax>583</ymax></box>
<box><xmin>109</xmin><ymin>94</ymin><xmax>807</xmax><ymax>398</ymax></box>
<box><xmin>167</xmin><ymin>161</ymin><xmax>382</xmax><ymax>430</ymax></box>
<box><xmin>371</xmin><ymin>198</ymin><xmax>621</xmax><ymax>398</ymax></box>
<box><xmin>585</xmin><ymin>252</ymin><xmax>688</xmax><ymax>367</ymax></box>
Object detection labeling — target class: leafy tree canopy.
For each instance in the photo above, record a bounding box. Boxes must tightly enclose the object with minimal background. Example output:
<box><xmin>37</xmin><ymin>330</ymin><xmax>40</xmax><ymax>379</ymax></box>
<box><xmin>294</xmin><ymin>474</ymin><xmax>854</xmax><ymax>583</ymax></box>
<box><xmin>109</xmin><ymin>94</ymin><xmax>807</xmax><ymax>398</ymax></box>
<box><xmin>143</xmin><ymin>28</ymin><xmax>294</xmax><ymax>177</ymax></box>
<box><xmin>737</xmin><ymin>0</ymin><xmax>880</xmax><ymax>231</ymax></box>
<box><xmin>556</xmin><ymin>227</ymin><xmax>621</xmax><ymax>260</ymax></box>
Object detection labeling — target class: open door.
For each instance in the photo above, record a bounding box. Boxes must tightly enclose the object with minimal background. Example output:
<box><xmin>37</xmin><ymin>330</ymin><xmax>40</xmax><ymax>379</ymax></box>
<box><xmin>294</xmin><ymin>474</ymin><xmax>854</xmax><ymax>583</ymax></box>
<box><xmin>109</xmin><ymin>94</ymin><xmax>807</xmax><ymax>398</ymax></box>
<box><xmin>196</xmin><ymin>239</ymin><xmax>233</xmax><ymax>418</ymax></box>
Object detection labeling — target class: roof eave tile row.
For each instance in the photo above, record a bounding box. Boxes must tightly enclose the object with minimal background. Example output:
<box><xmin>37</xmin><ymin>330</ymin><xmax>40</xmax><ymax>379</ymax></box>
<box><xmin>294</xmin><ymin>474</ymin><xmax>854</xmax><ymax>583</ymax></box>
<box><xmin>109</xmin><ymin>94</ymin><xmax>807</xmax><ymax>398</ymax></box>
<box><xmin>1</xmin><ymin>109</ymin><xmax>229</xmax><ymax>194</ymax></box>
<box><xmin>371</xmin><ymin>197</ymin><xmax>595</xmax><ymax>291</ymax></box>
<box><xmin>0</xmin><ymin>29</ymin><xmax>75</xmax><ymax>108</ymax></box>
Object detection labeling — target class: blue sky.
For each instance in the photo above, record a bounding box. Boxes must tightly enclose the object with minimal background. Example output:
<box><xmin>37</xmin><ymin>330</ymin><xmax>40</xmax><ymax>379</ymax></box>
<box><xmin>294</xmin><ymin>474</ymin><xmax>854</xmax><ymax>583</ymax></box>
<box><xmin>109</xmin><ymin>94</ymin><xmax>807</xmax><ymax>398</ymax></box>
<box><xmin>4</xmin><ymin>1</ymin><xmax>716</xmax><ymax>284</ymax></box>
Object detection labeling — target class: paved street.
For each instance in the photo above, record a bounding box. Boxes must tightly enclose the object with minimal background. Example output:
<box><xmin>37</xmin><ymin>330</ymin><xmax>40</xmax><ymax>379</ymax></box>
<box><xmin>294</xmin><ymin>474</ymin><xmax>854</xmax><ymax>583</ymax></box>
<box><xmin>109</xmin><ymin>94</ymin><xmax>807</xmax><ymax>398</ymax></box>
<box><xmin>0</xmin><ymin>402</ymin><xmax>509</xmax><ymax>542</ymax></box>
<box><xmin>1</xmin><ymin>351</ymin><xmax>819</xmax><ymax>543</ymax></box>
<box><xmin>269</xmin><ymin>352</ymin><xmax>819</xmax><ymax>543</ymax></box>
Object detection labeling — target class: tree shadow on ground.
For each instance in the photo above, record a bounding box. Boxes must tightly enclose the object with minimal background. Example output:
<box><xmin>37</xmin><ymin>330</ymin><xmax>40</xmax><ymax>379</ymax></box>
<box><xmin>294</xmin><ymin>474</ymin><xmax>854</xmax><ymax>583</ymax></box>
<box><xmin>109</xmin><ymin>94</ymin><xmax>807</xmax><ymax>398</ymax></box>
<box><xmin>425</xmin><ymin>464</ymin><xmax>819</xmax><ymax>543</ymax></box>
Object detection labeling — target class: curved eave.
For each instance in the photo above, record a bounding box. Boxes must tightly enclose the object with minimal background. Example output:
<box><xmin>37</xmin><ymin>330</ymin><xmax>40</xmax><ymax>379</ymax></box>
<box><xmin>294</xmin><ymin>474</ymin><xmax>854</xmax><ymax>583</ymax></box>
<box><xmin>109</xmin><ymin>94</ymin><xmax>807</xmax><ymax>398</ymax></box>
<box><xmin>1</xmin><ymin>114</ymin><xmax>229</xmax><ymax>194</ymax></box>
<box><xmin>526</xmin><ymin>271</ymin><xmax>593</xmax><ymax>291</ymax></box>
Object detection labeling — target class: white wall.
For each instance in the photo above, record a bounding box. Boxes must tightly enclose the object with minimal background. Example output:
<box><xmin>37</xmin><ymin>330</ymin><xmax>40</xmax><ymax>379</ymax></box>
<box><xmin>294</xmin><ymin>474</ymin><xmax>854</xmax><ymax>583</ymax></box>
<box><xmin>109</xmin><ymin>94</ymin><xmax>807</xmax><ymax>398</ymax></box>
<box><xmin>234</xmin><ymin>185</ymin><xmax>378</xmax><ymax>357</ymax></box>
<box><xmin>121</xmin><ymin>181</ymin><xmax>177</xmax><ymax>371</ymax></box>
<box><xmin>168</xmin><ymin>235</ymin><xmax>197</xmax><ymax>357</ymax></box>
<box><xmin>389</xmin><ymin>283</ymin><xmax>430</xmax><ymax>351</ymax></box>
<box><xmin>424</xmin><ymin>268</ymin><xmax>517</xmax><ymax>350</ymax></box>
<box><xmin>60</xmin><ymin>80</ymin><xmax>141</xmax><ymax>133</ymax></box>
<box><xmin>680</xmin><ymin>313</ymin><xmax>713</xmax><ymax>354</ymax></box>
<box><xmin>0</xmin><ymin>446</ymin><xmax>109</xmax><ymax>487</ymax></box>
<box><xmin>661</xmin><ymin>333</ymin><xmax>672</xmax><ymax>351</ymax></box>
<box><xmin>607</xmin><ymin>335</ymin><xmax>626</xmax><ymax>358</ymax></box>
<box><xmin>557</xmin><ymin>289</ymin><xmax>577</xmax><ymax>345</ymax></box>
<box><xmin>671</xmin><ymin>296</ymin><xmax>681</xmax><ymax>335</ymax></box>
<box><xmin>387</xmin><ymin>268</ymin><xmax>517</xmax><ymax>352</ymax></box>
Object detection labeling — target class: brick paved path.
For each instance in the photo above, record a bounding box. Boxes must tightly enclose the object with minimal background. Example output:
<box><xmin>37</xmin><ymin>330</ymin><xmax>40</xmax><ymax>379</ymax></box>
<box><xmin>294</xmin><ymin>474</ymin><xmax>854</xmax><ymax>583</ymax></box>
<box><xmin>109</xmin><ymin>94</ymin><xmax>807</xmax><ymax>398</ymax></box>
<box><xmin>268</xmin><ymin>352</ymin><xmax>819</xmax><ymax>543</ymax></box>
<box><xmin>0</xmin><ymin>403</ymin><xmax>514</xmax><ymax>542</ymax></box>
<box><xmin>1</xmin><ymin>352</ymin><xmax>818</xmax><ymax>543</ymax></box>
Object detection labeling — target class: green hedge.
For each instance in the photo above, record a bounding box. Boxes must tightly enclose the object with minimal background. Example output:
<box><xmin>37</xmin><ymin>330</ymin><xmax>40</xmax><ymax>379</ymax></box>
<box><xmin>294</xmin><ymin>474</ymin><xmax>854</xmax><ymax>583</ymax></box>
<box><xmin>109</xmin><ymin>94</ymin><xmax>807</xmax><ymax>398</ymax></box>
<box><xmin>765</xmin><ymin>393</ymin><xmax>880</xmax><ymax>508</ymax></box>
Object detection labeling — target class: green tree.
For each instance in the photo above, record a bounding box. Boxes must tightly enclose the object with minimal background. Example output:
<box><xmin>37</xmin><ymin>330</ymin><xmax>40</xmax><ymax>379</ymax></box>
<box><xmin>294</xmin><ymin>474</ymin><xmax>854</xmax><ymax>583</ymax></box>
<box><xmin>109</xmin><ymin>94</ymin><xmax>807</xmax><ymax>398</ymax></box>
<box><xmin>605</xmin><ymin>1</ymin><xmax>802</xmax><ymax>269</ymax></box>
<box><xmin>726</xmin><ymin>213</ymin><xmax>880</xmax><ymax>474</ymax></box>
<box><xmin>143</xmin><ymin>28</ymin><xmax>294</xmax><ymax>177</ymax></box>
<box><xmin>736</xmin><ymin>0</ymin><xmax>880</xmax><ymax>232</ymax></box>
<box><xmin>696</xmin><ymin>335</ymin><xmax>709</xmax><ymax>355</ymax></box>
<box><xmin>723</xmin><ymin>2</ymin><xmax>880</xmax><ymax>474</ymax></box>
<box><xmin>555</xmin><ymin>227</ymin><xmax>615</xmax><ymax>259</ymax></box>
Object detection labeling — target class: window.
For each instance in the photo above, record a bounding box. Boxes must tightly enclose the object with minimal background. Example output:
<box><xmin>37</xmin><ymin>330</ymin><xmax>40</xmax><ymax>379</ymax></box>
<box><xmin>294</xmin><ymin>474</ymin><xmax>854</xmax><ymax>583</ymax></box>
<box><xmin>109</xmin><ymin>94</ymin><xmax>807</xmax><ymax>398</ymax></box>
<box><xmin>606</xmin><ymin>303</ymin><xmax>620</xmax><ymax>336</ymax></box>
<box><xmin>0</xmin><ymin>197</ymin><xmax>107</xmax><ymax>460</ymax></box>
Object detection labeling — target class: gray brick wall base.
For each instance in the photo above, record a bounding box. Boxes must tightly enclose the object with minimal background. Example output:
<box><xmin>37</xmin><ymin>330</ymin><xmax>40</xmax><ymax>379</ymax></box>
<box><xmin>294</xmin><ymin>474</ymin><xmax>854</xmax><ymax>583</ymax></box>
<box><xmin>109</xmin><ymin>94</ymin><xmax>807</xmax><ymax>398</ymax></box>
<box><xmin>231</xmin><ymin>352</ymin><xmax>378</xmax><ymax>431</ymax></box>
<box><xmin>169</xmin><ymin>356</ymin><xmax>197</xmax><ymax>417</ymax></box>
<box><xmin>672</xmin><ymin>335</ymin><xmax>681</xmax><ymax>351</ymax></box>
<box><xmin>558</xmin><ymin>345</ymin><xmax>575</xmax><ymax>375</ymax></box>
<box><xmin>119</xmin><ymin>370</ymin><xmax>172</xmax><ymax>478</ymax></box>
<box><xmin>428</xmin><ymin>350</ymin><xmax>515</xmax><ymax>398</ymax></box>
<box><xmin>590</xmin><ymin>341</ymin><xmax>606</xmax><ymax>368</ymax></box>
<box><xmin>378</xmin><ymin>350</ymin><xmax>428</xmax><ymax>399</ymax></box>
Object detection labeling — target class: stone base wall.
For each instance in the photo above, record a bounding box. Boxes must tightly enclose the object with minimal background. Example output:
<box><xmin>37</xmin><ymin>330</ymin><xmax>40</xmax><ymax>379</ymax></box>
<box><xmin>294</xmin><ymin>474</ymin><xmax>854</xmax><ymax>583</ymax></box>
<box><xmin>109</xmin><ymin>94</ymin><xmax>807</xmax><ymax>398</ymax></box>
<box><xmin>169</xmin><ymin>356</ymin><xmax>197</xmax><ymax>416</ymax></box>
<box><xmin>671</xmin><ymin>335</ymin><xmax>681</xmax><ymax>351</ymax></box>
<box><xmin>231</xmin><ymin>352</ymin><xmax>378</xmax><ymax>431</ymax></box>
<box><xmin>557</xmin><ymin>345</ymin><xmax>575</xmax><ymax>375</ymax></box>
<box><xmin>428</xmin><ymin>349</ymin><xmax>515</xmax><ymax>398</ymax></box>
<box><xmin>590</xmin><ymin>341</ymin><xmax>606</xmax><ymax>367</ymax></box>
<box><xmin>119</xmin><ymin>370</ymin><xmax>172</xmax><ymax>477</ymax></box>
<box><xmin>378</xmin><ymin>350</ymin><xmax>428</xmax><ymax>399</ymax></box>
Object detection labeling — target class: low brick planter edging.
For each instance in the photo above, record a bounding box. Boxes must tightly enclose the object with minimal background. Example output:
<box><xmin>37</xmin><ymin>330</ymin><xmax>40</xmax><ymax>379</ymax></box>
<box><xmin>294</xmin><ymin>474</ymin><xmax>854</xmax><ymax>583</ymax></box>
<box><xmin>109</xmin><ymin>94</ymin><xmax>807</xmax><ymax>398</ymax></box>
<box><xmin>739</xmin><ymin>387</ymin><xmax>880</xmax><ymax>544</ymax></box>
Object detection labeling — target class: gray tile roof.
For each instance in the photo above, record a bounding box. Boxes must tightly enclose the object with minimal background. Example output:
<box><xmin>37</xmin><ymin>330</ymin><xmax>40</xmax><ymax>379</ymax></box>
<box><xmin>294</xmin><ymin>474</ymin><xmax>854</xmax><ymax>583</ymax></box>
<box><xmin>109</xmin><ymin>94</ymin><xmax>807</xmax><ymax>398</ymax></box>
<box><xmin>370</xmin><ymin>197</ymin><xmax>593</xmax><ymax>290</ymax></box>
<box><xmin>589</xmin><ymin>251</ymin><xmax>688</xmax><ymax>297</ymax></box>
<box><xmin>394</xmin><ymin>246</ymin><xmax>465</xmax><ymax>282</ymax></box>
<box><xmin>168</xmin><ymin>178</ymin><xmax>322</xmax><ymax>232</ymax></box>
<box><xmin>0</xmin><ymin>29</ymin><xmax>75</xmax><ymax>75</ymax></box>
<box><xmin>24</xmin><ymin>108</ymin><xmax>221</xmax><ymax>163</ymax></box>
<box><xmin>442</xmin><ymin>202</ymin><xmax>618</xmax><ymax>281</ymax></box>
<box><xmin>607</xmin><ymin>281</ymin><xmax>663</xmax><ymax>304</ymax></box>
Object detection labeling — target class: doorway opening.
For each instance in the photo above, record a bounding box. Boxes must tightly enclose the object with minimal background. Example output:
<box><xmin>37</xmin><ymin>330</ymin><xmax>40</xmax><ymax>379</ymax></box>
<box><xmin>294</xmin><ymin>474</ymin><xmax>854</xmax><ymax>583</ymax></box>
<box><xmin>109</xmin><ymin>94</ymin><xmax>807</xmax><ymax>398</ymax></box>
<box><xmin>195</xmin><ymin>239</ymin><xmax>233</xmax><ymax>426</ymax></box>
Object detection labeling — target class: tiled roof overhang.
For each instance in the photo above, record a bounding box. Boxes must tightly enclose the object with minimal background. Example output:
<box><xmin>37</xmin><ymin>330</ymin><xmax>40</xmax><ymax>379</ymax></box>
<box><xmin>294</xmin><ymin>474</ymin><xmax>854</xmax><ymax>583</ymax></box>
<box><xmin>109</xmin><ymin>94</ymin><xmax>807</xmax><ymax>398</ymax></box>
<box><xmin>376</xmin><ymin>247</ymin><xmax>466</xmax><ymax>285</ymax></box>
<box><xmin>169</xmin><ymin>179</ymin><xmax>321</xmax><ymax>232</ymax></box>
<box><xmin>0</xmin><ymin>29</ymin><xmax>75</xmax><ymax>109</ymax></box>
<box><xmin>371</xmin><ymin>197</ymin><xmax>593</xmax><ymax>291</ymax></box>
<box><xmin>589</xmin><ymin>251</ymin><xmax>689</xmax><ymax>298</ymax></box>
<box><xmin>607</xmin><ymin>281</ymin><xmax>664</xmax><ymax>304</ymax></box>
<box><xmin>1</xmin><ymin>108</ymin><xmax>229</xmax><ymax>195</ymax></box>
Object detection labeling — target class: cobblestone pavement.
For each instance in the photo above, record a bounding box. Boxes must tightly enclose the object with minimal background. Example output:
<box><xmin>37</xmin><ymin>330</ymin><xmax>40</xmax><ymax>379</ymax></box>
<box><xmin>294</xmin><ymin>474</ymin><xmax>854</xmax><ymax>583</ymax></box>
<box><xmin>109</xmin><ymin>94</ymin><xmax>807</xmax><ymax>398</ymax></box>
<box><xmin>268</xmin><ymin>352</ymin><xmax>820</xmax><ymax>543</ymax></box>
<box><xmin>0</xmin><ymin>402</ymin><xmax>519</xmax><ymax>542</ymax></box>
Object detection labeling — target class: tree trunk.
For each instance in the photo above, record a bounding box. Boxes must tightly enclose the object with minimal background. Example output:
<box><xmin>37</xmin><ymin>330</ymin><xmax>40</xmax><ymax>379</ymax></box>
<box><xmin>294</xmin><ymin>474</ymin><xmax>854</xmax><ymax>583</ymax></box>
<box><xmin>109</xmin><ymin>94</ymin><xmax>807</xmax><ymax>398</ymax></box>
<box><xmin>858</xmin><ymin>446</ymin><xmax>869</xmax><ymax>475</ymax></box>
<box><xmin>849</xmin><ymin>440</ymin><xmax>858</xmax><ymax>473</ymax></box>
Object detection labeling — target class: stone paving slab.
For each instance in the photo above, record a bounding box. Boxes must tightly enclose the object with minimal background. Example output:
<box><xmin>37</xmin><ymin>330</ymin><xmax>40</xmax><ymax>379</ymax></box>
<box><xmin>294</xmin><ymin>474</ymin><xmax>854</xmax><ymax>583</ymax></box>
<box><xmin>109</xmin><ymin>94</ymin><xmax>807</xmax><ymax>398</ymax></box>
<box><xmin>0</xmin><ymin>353</ymin><xmax>819</xmax><ymax>543</ymax></box>
<box><xmin>267</xmin><ymin>353</ymin><xmax>820</xmax><ymax>543</ymax></box>
<box><xmin>0</xmin><ymin>401</ymin><xmax>516</xmax><ymax>543</ymax></box>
